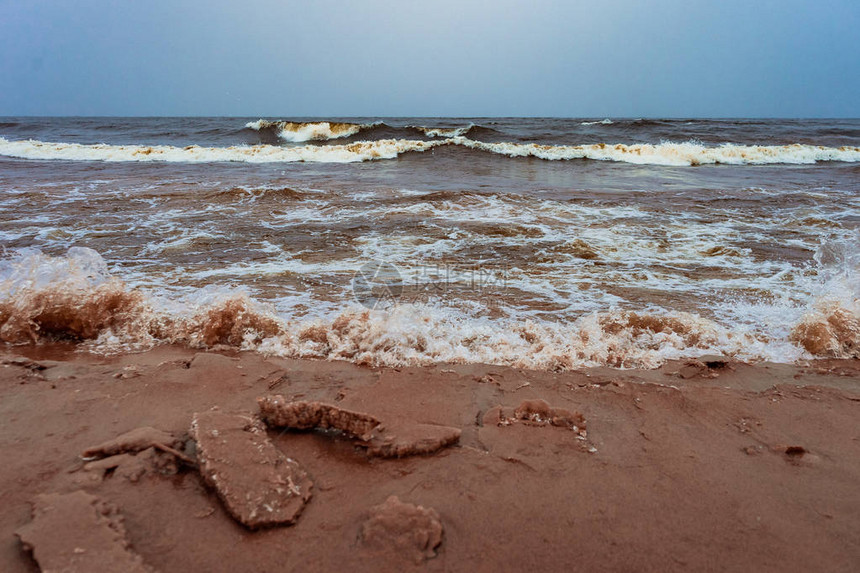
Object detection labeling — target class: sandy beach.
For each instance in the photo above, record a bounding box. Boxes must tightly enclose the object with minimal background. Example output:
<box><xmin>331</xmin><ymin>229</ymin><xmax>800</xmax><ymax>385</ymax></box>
<box><xmin>2</xmin><ymin>1</ymin><xmax>858</xmax><ymax>570</ymax></box>
<box><xmin>2</xmin><ymin>346</ymin><xmax>858</xmax><ymax>571</ymax></box>
<box><xmin>2</xmin><ymin>117</ymin><xmax>858</xmax><ymax>573</ymax></box>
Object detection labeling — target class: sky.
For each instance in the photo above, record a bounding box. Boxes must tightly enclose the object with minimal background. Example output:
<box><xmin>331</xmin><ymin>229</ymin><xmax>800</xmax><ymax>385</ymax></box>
<box><xmin>0</xmin><ymin>0</ymin><xmax>858</xmax><ymax>117</ymax></box>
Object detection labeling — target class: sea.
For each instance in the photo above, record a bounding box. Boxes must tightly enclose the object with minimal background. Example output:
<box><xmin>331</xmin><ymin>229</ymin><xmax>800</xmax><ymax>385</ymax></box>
<box><xmin>0</xmin><ymin>117</ymin><xmax>858</xmax><ymax>369</ymax></box>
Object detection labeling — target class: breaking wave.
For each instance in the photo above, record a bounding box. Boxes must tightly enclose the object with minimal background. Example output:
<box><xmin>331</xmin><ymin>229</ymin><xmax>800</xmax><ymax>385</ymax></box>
<box><xmin>449</xmin><ymin>137</ymin><xmax>860</xmax><ymax>166</ymax></box>
<box><xmin>0</xmin><ymin>137</ymin><xmax>444</xmax><ymax>163</ymax></box>
<box><xmin>2</xmin><ymin>247</ymin><xmax>856</xmax><ymax>369</ymax></box>
<box><xmin>244</xmin><ymin>120</ymin><xmax>381</xmax><ymax>142</ymax></box>
<box><xmin>407</xmin><ymin>124</ymin><xmax>476</xmax><ymax>138</ymax></box>
<box><xmin>788</xmin><ymin>236</ymin><xmax>860</xmax><ymax>357</ymax></box>
<box><xmin>1</xmin><ymin>136</ymin><xmax>858</xmax><ymax>166</ymax></box>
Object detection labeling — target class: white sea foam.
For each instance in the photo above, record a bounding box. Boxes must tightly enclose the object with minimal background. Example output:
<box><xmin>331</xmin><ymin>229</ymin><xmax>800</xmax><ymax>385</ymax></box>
<box><xmin>2</xmin><ymin>136</ymin><xmax>858</xmax><ymax>165</ymax></box>
<box><xmin>581</xmin><ymin>119</ymin><xmax>614</xmax><ymax>126</ymax></box>
<box><xmin>410</xmin><ymin>124</ymin><xmax>475</xmax><ymax>137</ymax></box>
<box><xmin>1</xmin><ymin>247</ymin><xmax>856</xmax><ymax>367</ymax></box>
<box><xmin>784</xmin><ymin>235</ymin><xmax>860</xmax><ymax>356</ymax></box>
<box><xmin>0</xmin><ymin>137</ymin><xmax>444</xmax><ymax>163</ymax></box>
<box><xmin>7</xmin><ymin>174</ymin><xmax>849</xmax><ymax>329</ymax></box>
<box><xmin>450</xmin><ymin>137</ymin><xmax>860</xmax><ymax>166</ymax></box>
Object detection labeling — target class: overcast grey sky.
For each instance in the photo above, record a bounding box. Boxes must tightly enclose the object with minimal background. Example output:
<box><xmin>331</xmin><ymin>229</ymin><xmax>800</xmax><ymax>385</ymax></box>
<box><xmin>1</xmin><ymin>0</ymin><xmax>857</xmax><ymax>117</ymax></box>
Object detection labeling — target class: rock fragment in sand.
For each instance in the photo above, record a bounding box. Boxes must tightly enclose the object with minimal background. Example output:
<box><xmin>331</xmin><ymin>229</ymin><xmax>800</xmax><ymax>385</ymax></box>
<box><xmin>483</xmin><ymin>399</ymin><xmax>587</xmax><ymax>437</ymax></box>
<box><xmin>678</xmin><ymin>356</ymin><xmax>730</xmax><ymax>379</ymax></box>
<box><xmin>15</xmin><ymin>490</ymin><xmax>154</xmax><ymax>573</ymax></box>
<box><xmin>784</xmin><ymin>445</ymin><xmax>807</xmax><ymax>457</ymax></box>
<box><xmin>366</xmin><ymin>423</ymin><xmax>461</xmax><ymax>458</ymax></box>
<box><xmin>772</xmin><ymin>444</ymin><xmax>820</xmax><ymax>466</ymax></box>
<box><xmin>258</xmin><ymin>397</ymin><xmax>381</xmax><ymax>440</ymax></box>
<box><xmin>742</xmin><ymin>445</ymin><xmax>765</xmax><ymax>456</ymax></box>
<box><xmin>698</xmin><ymin>354</ymin><xmax>730</xmax><ymax>369</ymax></box>
<box><xmin>82</xmin><ymin>427</ymin><xmax>180</xmax><ymax>460</ymax></box>
<box><xmin>360</xmin><ymin>496</ymin><xmax>443</xmax><ymax>563</ymax></box>
<box><xmin>258</xmin><ymin>397</ymin><xmax>461</xmax><ymax>457</ymax></box>
<box><xmin>678</xmin><ymin>360</ymin><xmax>706</xmax><ymax>379</ymax></box>
<box><xmin>191</xmin><ymin>411</ymin><xmax>312</xmax><ymax>528</ymax></box>
<box><xmin>189</xmin><ymin>352</ymin><xmax>239</xmax><ymax>369</ymax></box>
<box><xmin>2</xmin><ymin>356</ymin><xmax>49</xmax><ymax>371</ymax></box>
<box><xmin>83</xmin><ymin>447</ymin><xmax>179</xmax><ymax>482</ymax></box>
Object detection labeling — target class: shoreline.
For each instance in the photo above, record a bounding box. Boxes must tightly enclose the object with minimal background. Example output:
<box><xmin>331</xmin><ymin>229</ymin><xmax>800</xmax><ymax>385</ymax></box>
<box><xmin>1</xmin><ymin>345</ymin><xmax>859</xmax><ymax>571</ymax></box>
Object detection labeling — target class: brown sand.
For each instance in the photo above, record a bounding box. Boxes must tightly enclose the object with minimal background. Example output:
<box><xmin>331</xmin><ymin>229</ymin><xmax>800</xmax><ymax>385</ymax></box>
<box><xmin>1</xmin><ymin>345</ymin><xmax>859</xmax><ymax>571</ymax></box>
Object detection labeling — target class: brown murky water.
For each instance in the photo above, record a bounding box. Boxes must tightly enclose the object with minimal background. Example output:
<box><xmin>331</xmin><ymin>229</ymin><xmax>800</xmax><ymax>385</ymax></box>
<box><xmin>0</xmin><ymin>118</ymin><xmax>858</xmax><ymax>367</ymax></box>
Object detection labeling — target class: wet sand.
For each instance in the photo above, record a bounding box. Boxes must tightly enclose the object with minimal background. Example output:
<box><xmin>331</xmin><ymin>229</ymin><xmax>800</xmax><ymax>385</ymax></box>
<box><xmin>1</xmin><ymin>347</ymin><xmax>859</xmax><ymax>572</ymax></box>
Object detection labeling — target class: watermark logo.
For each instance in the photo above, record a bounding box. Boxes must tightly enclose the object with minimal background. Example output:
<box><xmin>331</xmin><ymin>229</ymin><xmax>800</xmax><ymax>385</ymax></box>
<box><xmin>353</xmin><ymin>260</ymin><xmax>509</xmax><ymax>309</ymax></box>
<box><xmin>352</xmin><ymin>261</ymin><xmax>403</xmax><ymax>309</ymax></box>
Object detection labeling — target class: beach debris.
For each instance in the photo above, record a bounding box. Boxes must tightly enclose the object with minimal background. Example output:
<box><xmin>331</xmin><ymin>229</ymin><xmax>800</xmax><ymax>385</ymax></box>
<box><xmin>16</xmin><ymin>490</ymin><xmax>155</xmax><ymax>573</ymax></box>
<box><xmin>772</xmin><ymin>444</ymin><xmax>820</xmax><ymax>466</ymax></box>
<box><xmin>83</xmin><ymin>448</ymin><xmax>181</xmax><ymax>482</ymax></box>
<box><xmin>482</xmin><ymin>399</ymin><xmax>587</xmax><ymax>437</ymax></box>
<box><xmin>2</xmin><ymin>356</ymin><xmax>50</xmax><ymax>371</ymax></box>
<box><xmin>112</xmin><ymin>364</ymin><xmax>142</xmax><ymax>379</ymax></box>
<box><xmin>474</xmin><ymin>374</ymin><xmax>500</xmax><ymax>386</ymax></box>
<box><xmin>188</xmin><ymin>352</ymin><xmax>239</xmax><ymax>369</ymax></box>
<box><xmin>258</xmin><ymin>397</ymin><xmax>380</xmax><ymax>440</ymax></box>
<box><xmin>678</xmin><ymin>355</ymin><xmax>731</xmax><ymax>379</ymax></box>
<box><xmin>784</xmin><ymin>445</ymin><xmax>807</xmax><ymax>457</ymax></box>
<box><xmin>266</xmin><ymin>372</ymin><xmax>290</xmax><ymax>390</ymax></box>
<box><xmin>698</xmin><ymin>354</ymin><xmax>730</xmax><ymax>369</ymax></box>
<box><xmin>191</xmin><ymin>411</ymin><xmax>312</xmax><ymax>529</ymax></box>
<box><xmin>360</xmin><ymin>496</ymin><xmax>443</xmax><ymax>563</ymax></box>
<box><xmin>257</xmin><ymin>397</ymin><xmax>461</xmax><ymax>458</ymax></box>
<box><xmin>678</xmin><ymin>360</ymin><xmax>707</xmax><ymax>379</ymax></box>
<box><xmin>82</xmin><ymin>426</ymin><xmax>182</xmax><ymax>460</ymax></box>
<box><xmin>365</xmin><ymin>423</ymin><xmax>461</xmax><ymax>458</ymax></box>
<box><xmin>80</xmin><ymin>427</ymin><xmax>193</xmax><ymax>480</ymax></box>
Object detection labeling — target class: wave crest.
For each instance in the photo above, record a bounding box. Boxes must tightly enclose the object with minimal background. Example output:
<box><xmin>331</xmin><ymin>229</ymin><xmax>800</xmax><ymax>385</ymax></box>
<box><xmin>790</xmin><ymin>305</ymin><xmax>859</xmax><ymax>358</ymax></box>
<box><xmin>408</xmin><ymin>124</ymin><xmax>475</xmax><ymax>138</ymax></box>
<box><xmin>0</xmin><ymin>137</ymin><xmax>444</xmax><ymax>163</ymax></box>
<box><xmin>0</xmin><ymin>248</ymin><xmax>153</xmax><ymax>344</ymax></box>
<box><xmin>788</xmin><ymin>236</ymin><xmax>860</xmax><ymax>358</ymax></box>
<box><xmin>2</xmin><ymin>136</ymin><xmax>858</xmax><ymax>166</ymax></box>
<box><xmin>450</xmin><ymin>137</ymin><xmax>860</xmax><ymax>166</ymax></box>
<box><xmin>244</xmin><ymin>120</ymin><xmax>380</xmax><ymax>142</ymax></box>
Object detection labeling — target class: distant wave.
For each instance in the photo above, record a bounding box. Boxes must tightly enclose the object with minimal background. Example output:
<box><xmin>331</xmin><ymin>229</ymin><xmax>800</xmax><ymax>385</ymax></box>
<box><xmin>244</xmin><ymin>120</ymin><xmax>382</xmax><ymax>142</ymax></box>
<box><xmin>581</xmin><ymin>119</ymin><xmax>614</xmax><ymax>126</ymax></box>
<box><xmin>1</xmin><ymin>136</ymin><xmax>858</xmax><ymax>166</ymax></box>
<box><xmin>407</xmin><ymin>124</ymin><xmax>476</xmax><ymax>137</ymax></box>
<box><xmin>246</xmin><ymin>119</ymin><xmax>498</xmax><ymax>141</ymax></box>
